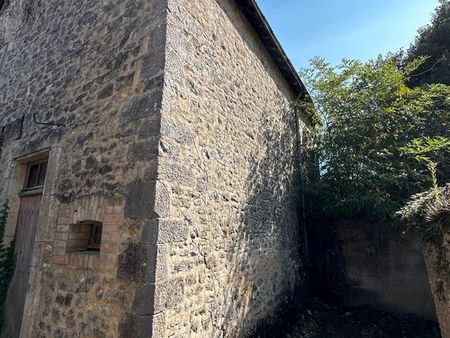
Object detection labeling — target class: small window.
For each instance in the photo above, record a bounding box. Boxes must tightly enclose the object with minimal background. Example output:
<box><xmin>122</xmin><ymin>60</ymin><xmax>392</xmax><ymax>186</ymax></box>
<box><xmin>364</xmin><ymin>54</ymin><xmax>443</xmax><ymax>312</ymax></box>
<box><xmin>67</xmin><ymin>221</ymin><xmax>103</xmax><ymax>254</ymax></box>
<box><xmin>24</xmin><ymin>161</ymin><xmax>47</xmax><ymax>190</ymax></box>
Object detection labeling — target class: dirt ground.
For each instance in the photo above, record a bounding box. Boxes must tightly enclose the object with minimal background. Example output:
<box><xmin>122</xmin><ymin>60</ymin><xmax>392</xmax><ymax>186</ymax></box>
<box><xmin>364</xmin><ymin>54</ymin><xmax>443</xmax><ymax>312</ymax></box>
<box><xmin>282</xmin><ymin>299</ymin><xmax>441</xmax><ymax>338</ymax></box>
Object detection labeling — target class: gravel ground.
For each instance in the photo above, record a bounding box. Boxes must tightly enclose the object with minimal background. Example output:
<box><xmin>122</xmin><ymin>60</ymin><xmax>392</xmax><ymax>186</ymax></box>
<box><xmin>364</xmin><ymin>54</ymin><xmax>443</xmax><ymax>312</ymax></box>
<box><xmin>282</xmin><ymin>299</ymin><xmax>441</xmax><ymax>338</ymax></box>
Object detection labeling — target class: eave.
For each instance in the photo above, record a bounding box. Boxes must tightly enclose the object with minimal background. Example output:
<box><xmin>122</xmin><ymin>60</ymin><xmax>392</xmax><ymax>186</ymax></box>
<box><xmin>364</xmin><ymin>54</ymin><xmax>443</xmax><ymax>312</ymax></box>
<box><xmin>235</xmin><ymin>0</ymin><xmax>309</xmax><ymax>100</ymax></box>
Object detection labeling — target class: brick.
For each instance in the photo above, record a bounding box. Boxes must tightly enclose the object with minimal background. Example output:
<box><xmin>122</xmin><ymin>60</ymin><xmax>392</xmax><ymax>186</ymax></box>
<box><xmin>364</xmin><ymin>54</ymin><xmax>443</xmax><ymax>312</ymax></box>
<box><xmin>120</xmin><ymin>91</ymin><xmax>163</xmax><ymax>124</ymax></box>
<box><xmin>52</xmin><ymin>255</ymin><xmax>66</xmax><ymax>265</ymax></box>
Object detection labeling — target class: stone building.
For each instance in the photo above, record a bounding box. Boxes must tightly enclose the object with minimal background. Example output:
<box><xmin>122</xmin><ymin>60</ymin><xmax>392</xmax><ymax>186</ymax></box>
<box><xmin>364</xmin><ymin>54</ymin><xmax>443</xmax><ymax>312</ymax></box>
<box><xmin>0</xmin><ymin>0</ymin><xmax>312</xmax><ymax>337</ymax></box>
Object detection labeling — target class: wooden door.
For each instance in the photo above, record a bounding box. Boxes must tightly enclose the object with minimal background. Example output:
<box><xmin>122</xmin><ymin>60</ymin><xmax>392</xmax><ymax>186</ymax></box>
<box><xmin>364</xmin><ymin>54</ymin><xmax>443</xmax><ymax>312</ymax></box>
<box><xmin>3</xmin><ymin>194</ymin><xmax>42</xmax><ymax>338</ymax></box>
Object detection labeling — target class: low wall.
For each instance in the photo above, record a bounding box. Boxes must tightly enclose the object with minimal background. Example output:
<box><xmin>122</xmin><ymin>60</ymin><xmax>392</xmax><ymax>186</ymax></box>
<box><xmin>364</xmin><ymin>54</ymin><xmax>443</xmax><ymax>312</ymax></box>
<box><xmin>309</xmin><ymin>220</ymin><xmax>437</xmax><ymax>320</ymax></box>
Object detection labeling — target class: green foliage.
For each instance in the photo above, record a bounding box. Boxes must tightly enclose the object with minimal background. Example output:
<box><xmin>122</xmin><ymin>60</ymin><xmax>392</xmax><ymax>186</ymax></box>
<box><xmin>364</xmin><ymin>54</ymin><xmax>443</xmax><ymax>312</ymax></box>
<box><xmin>398</xmin><ymin>184</ymin><xmax>450</xmax><ymax>245</ymax></box>
<box><xmin>401</xmin><ymin>136</ymin><xmax>450</xmax><ymax>198</ymax></box>
<box><xmin>301</xmin><ymin>56</ymin><xmax>450</xmax><ymax>221</ymax></box>
<box><xmin>0</xmin><ymin>201</ymin><xmax>14</xmax><ymax>330</ymax></box>
<box><xmin>0</xmin><ymin>136</ymin><xmax>15</xmax><ymax>330</ymax></box>
<box><xmin>296</xmin><ymin>99</ymin><xmax>323</xmax><ymax>129</ymax></box>
<box><xmin>401</xmin><ymin>136</ymin><xmax>450</xmax><ymax>162</ymax></box>
<box><xmin>405</xmin><ymin>0</ymin><xmax>450</xmax><ymax>86</ymax></box>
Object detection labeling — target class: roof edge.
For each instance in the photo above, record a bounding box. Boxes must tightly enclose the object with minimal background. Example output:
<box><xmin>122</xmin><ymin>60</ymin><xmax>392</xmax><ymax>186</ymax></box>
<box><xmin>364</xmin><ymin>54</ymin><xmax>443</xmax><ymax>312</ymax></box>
<box><xmin>235</xmin><ymin>0</ymin><xmax>308</xmax><ymax>100</ymax></box>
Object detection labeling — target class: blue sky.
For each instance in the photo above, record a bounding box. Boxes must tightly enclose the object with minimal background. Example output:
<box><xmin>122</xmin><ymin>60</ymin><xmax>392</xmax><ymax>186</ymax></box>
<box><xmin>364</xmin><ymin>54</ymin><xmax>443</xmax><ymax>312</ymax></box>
<box><xmin>256</xmin><ymin>0</ymin><xmax>439</xmax><ymax>69</ymax></box>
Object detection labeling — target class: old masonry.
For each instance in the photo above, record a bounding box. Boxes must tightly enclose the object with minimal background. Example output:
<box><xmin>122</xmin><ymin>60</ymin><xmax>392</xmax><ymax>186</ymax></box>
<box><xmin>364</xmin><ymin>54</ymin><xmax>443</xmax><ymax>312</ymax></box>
<box><xmin>0</xmin><ymin>0</ymin><xmax>313</xmax><ymax>337</ymax></box>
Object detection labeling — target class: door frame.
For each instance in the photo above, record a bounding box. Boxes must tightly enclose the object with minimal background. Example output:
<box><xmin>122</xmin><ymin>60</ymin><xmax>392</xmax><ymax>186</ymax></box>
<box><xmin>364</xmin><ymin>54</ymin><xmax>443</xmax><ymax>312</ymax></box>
<box><xmin>2</xmin><ymin>146</ymin><xmax>61</xmax><ymax>337</ymax></box>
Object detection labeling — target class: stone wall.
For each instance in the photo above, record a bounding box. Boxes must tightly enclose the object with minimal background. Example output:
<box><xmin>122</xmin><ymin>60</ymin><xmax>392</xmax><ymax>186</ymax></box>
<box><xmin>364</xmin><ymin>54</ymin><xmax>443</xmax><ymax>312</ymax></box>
<box><xmin>424</xmin><ymin>237</ymin><xmax>450</xmax><ymax>338</ymax></box>
<box><xmin>0</xmin><ymin>0</ymin><xmax>167</xmax><ymax>336</ymax></box>
<box><xmin>0</xmin><ymin>0</ymin><xmax>306</xmax><ymax>337</ymax></box>
<box><xmin>151</xmin><ymin>0</ymin><xmax>306</xmax><ymax>336</ymax></box>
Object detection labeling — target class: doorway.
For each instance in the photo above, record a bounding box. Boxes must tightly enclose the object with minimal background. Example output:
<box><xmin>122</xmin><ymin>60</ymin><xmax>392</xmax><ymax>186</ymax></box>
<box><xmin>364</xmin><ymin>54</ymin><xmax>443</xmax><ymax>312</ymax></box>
<box><xmin>3</xmin><ymin>159</ymin><xmax>47</xmax><ymax>338</ymax></box>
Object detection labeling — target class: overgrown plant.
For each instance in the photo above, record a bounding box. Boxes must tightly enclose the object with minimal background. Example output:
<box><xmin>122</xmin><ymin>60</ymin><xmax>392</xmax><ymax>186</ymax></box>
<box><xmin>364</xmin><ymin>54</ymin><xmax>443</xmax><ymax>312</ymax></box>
<box><xmin>0</xmin><ymin>137</ymin><xmax>15</xmax><ymax>330</ymax></box>
<box><xmin>0</xmin><ymin>200</ymin><xmax>14</xmax><ymax>330</ymax></box>
<box><xmin>300</xmin><ymin>55</ymin><xmax>450</xmax><ymax>221</ymax></box>
<box><xmin>401</xmin><ymin>136</ymin><xmax>450</xmax><ymax>198</ymax></box>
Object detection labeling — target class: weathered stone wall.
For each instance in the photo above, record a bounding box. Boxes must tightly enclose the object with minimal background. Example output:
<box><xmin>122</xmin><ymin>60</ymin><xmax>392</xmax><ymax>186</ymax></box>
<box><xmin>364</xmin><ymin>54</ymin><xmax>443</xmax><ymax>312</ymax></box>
<box><xmin>149</xmin><ymin>0</ymin><xmax>306</xmax><ymax>336</ymax></box>
<box><xmin>424</xmin><ymin>237</ymin><xmax>450</xmax><ymax>338</ymax></box>
<box><xmin>0</xmin><ymin>0</ymin><xmax>167</xmax><ymax>336</ymax></box>
<box><xmin>1</xmin><ymin>0</ymin><xmax>306</xmax><ymax>337</ymax></box>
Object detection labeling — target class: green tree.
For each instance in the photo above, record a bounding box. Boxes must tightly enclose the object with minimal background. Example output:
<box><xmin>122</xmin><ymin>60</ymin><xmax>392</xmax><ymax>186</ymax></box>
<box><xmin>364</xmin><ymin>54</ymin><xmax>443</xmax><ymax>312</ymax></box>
<box><xmin>301</xmin><ymin>56</ymin><xmax>450</xmax><ymax>221</ymax></box>
<box><xmin>405</xmin><ymin>0</ymin><xmax>450</xmax><ymax>86</ymax></box>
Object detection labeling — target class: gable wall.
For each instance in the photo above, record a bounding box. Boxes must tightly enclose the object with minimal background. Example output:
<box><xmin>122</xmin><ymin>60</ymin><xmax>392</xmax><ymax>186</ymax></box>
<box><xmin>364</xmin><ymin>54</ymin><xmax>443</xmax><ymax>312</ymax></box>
<box><xmin>151</xmin><ymin>0</ymin><xmax>307</xmax><ymax>336</ymax></box>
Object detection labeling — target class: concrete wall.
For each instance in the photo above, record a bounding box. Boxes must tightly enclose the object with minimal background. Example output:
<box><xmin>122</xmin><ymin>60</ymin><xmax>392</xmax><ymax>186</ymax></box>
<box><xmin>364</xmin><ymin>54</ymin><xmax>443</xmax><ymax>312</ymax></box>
<box><xmin>1</xmin><ymin>0</ymin><xmax>306</xmax><ymax>337</ymax></box>
<box><xmin>337</xmin><ymin>221</ymin><xmax>436</xmax><ymax>320</ymax></box>
<box><xmin>0</xmin><ymin>0</ymin><xmax>167</xmax><ymax>336</ymax></box>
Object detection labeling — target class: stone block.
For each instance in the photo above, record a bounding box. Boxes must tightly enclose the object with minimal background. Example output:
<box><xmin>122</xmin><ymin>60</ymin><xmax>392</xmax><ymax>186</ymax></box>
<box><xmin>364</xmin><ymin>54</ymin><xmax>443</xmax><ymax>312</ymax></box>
<box><xmin>153</xmin><ymin>279</ymin><xmax>184</xmax><ymax>312</ymax></box>
<box><xmin>117</xmin><ymin>243</ymin><xmax>157</xmax><ymax>283</ymax></box>
<box><xmin>142</xmin><ymin>219</ymin><xmax>188</xmax><ymax>244</ymax></box>
<box><xmin>124</xmin><ymin>178</ymin><xmax>156</xmax><ymax>220</ymax></box>
<box><xmin>141</xmin><ymin>49</ymin><xmax>165</xmax><ymax>90</ymax></box>
<box><xmin>148</xmin><ymin>0</ymin><xmax>168</xmax><ymax>21</ymax></box>
<box><xmin>133</xmin><ymin>283</ymin><xmax>156</xmax><ymax>315</ymax></box>
<box><xmin>52</xmin><ymin>255</ymin><xmax>66</xmax><ymax>265</ymax></box>
<box><xmin>142</xmin><ymin>73</ymin><xmax>165</xmax><ymax>94</ymax></box>
<box><xmin>120</xmin><ymin>91</ymin><xmax>162</xmax><ymax>124</ymax></box>
<box><xmin>158</xmin><ymin>220</ymin><xmax>189</xmax><ymax>243</ymax></box>
<box><xmin>127</xmin><ymin>139</ymin><xmax>159</xmax><ymax>162</ymax></box>
<box><xmin>161</xmin><ymin>121</ymin><xmax>193</xmax><ymax>144</ymax></box>
<box><xmin>151</xmin><ymin>312</ymin><xmax>166</xmax><ymax>338</ymax></box>
<box><xmin>118</xmin><ymin>313</ymin><xmax>153</xmax><ymax>338</ymax></box>
<box><xmin>158</xmin><ymin>161</ymin><xmax>192</xmax><ymax>186</ymax></box>
<box><xmin>123</xmin><ymin>0</ymin><xmax>145</xmax><ymax>18</ymax></box>
<box><xmin>97</xmin><ymin>84</ymin><xmax>114</xmax><ymax>99</ymax></box>
<box><xmin>141</xmin><ymin>219</ymin><xmax>159</xmax><ymax>245</ymax></box>
<box><xmin>138</xmin><ymin>119</ymin><xmax>161</xmax><ymax>139</ymax></box>
<box><xmin>154</xmin><ymin>181</ymin><xmax>171</xmax><ymax>218</ymax></box>
<box><xmin>1</xmin><ymin>117</ymin><xmax>23</xmax><ymax>143</ymax></box>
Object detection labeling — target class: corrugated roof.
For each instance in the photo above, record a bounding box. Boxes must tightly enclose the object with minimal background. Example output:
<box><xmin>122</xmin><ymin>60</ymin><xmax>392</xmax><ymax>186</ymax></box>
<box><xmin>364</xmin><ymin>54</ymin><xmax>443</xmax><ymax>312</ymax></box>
<box><xmin>235</xmin><ymin>0</ymin><xmax>308</xmax><ymax>99</ymax></box>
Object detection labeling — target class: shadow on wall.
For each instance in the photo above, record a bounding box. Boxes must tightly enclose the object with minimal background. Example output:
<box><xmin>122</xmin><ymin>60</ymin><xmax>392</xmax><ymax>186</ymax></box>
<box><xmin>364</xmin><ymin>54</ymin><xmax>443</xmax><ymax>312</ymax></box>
<box><xmin>308</xmin><ymin>219</ymin><xmax>438</xmax><ymax>321</ymax></box>
<box><xmin>218</xmin><ymin>105</ymin><xmax>305</xmax><ymax>336</ymax></box>
<box><xmin>307</xmin><ymin>219</ymin><xmax>348</xmax><ymax>303</ymax></box>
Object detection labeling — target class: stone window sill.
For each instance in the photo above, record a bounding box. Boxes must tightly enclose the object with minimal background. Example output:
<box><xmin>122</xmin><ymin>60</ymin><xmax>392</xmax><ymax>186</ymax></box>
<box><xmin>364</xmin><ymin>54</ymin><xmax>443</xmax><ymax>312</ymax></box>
<box><xmin>67</xmin><ymin>250</ymin><xmax>100</xmax><ymax>256</ymax></box>
<box><xmin>19</xmin><ymin>187</ymin><xmax>44</xmax><ymax>197</ymax></box>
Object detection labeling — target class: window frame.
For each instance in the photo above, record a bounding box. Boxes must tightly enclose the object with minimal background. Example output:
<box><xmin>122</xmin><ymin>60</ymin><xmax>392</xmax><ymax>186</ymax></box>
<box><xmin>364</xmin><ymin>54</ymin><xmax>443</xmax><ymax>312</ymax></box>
<box><xmin>86</xmin><ymin>222</ymin><xmax>102</xmax><ymax>252</ymax></box>
<box><xmin>20</xmin><ymin>159</ymin><xmax>48</xmax><ymax>196</ymax></box>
